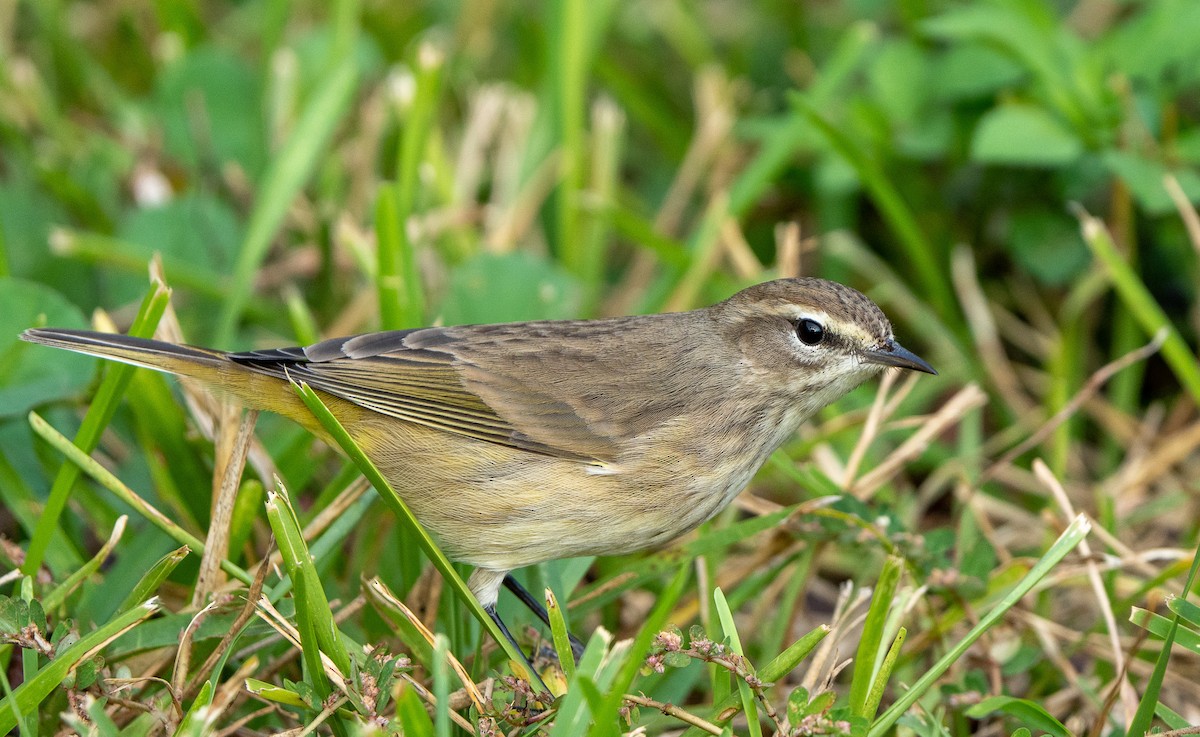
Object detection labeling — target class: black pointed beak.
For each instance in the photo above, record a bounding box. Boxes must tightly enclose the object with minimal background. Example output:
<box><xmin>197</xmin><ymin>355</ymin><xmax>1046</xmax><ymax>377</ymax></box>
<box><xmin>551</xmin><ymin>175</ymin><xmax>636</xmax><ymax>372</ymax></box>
<box><xmin>863</xmin><ymin>339</ymin><xmax>937</xmax><ymax>375</ymax></box>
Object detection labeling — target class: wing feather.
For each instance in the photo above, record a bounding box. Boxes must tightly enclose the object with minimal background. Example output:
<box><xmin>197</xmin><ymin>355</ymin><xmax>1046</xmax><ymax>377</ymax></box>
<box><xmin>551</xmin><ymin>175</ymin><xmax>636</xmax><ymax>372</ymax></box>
<box><xmin>228</xmin><ymin>332</ymin><xmax>610</xmax><ymax>463</ymax></box>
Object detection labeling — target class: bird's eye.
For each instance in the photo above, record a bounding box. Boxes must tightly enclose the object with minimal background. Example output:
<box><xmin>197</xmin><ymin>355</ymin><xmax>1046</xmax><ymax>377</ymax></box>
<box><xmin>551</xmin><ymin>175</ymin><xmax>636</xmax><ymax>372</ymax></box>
<box><xmin>796</xmin><ymin>318</ymin><xmax>825</xmax><ymax>345</ymax></box>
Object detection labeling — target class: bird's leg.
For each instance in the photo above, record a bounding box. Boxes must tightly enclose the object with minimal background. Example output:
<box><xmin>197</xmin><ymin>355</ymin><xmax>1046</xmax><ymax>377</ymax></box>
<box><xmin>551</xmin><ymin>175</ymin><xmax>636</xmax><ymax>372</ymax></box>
<box><xmin>485</xmin><ymin>604</ymin><xmax>550</xmax><ymax>694</ymax></box>
<box><xmin>503</xmin><ymin>574</ymin><xmax>586</xmax><ymax>660</ymax></box>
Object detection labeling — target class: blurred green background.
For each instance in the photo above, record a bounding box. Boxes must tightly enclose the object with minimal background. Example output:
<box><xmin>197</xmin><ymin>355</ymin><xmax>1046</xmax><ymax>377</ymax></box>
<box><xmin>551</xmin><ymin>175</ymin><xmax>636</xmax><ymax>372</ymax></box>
<box><xmin>3</xmin><ymin>0</ymin><xmax>1200</xmax><ymax>733</ymax></box>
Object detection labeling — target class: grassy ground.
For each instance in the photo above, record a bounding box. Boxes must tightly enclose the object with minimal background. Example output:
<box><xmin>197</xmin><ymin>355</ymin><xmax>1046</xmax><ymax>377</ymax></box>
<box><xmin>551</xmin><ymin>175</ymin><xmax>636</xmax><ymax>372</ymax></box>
<box><xmin>2</xmin><ymin>0</ymin><xmax>1200</xmax><ymax>734</ymax></box>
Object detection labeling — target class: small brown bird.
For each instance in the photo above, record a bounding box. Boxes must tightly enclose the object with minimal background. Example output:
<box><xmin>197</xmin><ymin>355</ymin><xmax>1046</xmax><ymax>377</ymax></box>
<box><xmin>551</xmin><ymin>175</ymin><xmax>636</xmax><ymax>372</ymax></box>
<box><xmin>23</xmin><ymin>277</ymin><xmax>934</xmax><ymax>659</ymax></box>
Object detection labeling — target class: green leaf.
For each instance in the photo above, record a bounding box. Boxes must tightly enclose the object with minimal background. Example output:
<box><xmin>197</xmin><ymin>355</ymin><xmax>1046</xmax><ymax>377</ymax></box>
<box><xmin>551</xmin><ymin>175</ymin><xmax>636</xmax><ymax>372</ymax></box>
<box><xmin>1101</xmin><ymin>150</ymin><xmax>1200</xmax><ymax>215</ymax></box>
<box><xmin>0</xmin><ymin>597</ymin><xmax>24</xmax><ymax>635</ymax></box>
<box><xmin>964</xmin><ymin>696</ymin><xmax>1071</xmax><ymax>737</ymax></box>
<box><xmin>154</xmin><ymin>47</ymin><xmax>266</xmax><ymax>179</ymax></box>
<box><xmin>437</xmin><ymin>252</ymin><xmax>583</xmax><ymax>324</ymax></box>
<box><xmin>868</xmin><ymin>40</ymin><xmax>930</xmax><ymax>126</ymax></box>
<box><xmin>759</xmin><ymin>625</ymin><xmax>830</xmax><ymax>684</ymax></box>
<box><xmin>931</xmin><ymin>44</ymin><xmax>1024</xmax><ymax>101</ymax></box>
<box><xmin>0</xmin><ymin>278</ymin><xmax>90</xmax><ymax>418</ymax></box>
<box><xmin>1007</xmin><ymin>211</ymin><xmax>1090</xmax><ymax>286</ymax></box>
<box><xmin>245</xmin><ymin>679</ymin><xmax>307</xmax><ymax>708</ymax></box>
<box><xmin>970</xmin><ymin>106</ymin><xmax>1083</xmax><ymax>166</ymax></box>
<box><xmin>0</xmin><ymin>599</ymin><xmax>159</xmax><ymax>733</ymax></box>
<box><xmin>786</xmin><ymin>687</ymin><xmax>811</xmax><ymax>724</ymax></box>
<box><xmin>117</xmin><ymin>546</ymin><xmax>190</xmax><ymax>614</ymax></box>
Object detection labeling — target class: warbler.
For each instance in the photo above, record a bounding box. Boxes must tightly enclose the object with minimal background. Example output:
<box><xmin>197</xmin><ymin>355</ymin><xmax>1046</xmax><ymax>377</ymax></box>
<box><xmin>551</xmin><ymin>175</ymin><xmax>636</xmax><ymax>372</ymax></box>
<box><xmin>23</xmin><ymin>277</ymin><xmax>934</xmax><ymax>659</ymax></box>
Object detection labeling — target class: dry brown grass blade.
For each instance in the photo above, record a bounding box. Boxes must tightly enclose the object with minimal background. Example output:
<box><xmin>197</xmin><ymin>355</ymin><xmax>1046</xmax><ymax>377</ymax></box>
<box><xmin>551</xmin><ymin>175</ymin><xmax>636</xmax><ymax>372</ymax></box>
<box><xmin>454</xmin><ymin>85</ymin><xmax>509</xmax><ymax>207</ymax></box>
<box><xmin>607</xmin><ymin>67</ymin><xmax>738</xmax><ymax>315</ymax></box>
<box><xmin>1111</xmin><ymin>417</ymin><xmax>1200</xmax><ymax>494</ymax></box>
<box><xmin>774</xmin><ymin>221</ymin><xmax>804</xmax><ymax>279</ymax></box>
<box><xmin>841</xmin><ymin>369</ymin><xmax>902</xmax><ymax>488</ymax></box>
<box><xmin>800</xmin><ymin>581</ymin><xmax>870</xmax><ymax>693</ymax></box>
<box><xmin>952</xmin><ymin>245</ymin><xmax>1037</xmax><ymax>417</ymax></box>
<box><xmin>185</xmin><ymin>551</ymin><xmax>273</xmax><ymax>699</ymax></box>
<box><xmin>1165</xmin><ymin>175</ymin><xmax>1200</xmax><ymax>257</ymax></box>
<box><xmin>193</xmin><ymin>404</ymin><xmax>258</xmax><ymax>606</ymax></box>
<box><xmin>851</xmin><ymin>384</ymin><xmax>987</xmax><ymax>498</ymax></box>
<box><xmin>1034</xmin><ymin>460</ymin><xmax>1138</xmax><ymax>727</ymax></box>
<box><xmin>662</xmin><ymin>192</ymin><xmax>731</xmax><ymax>312</ymax></box>
<box><xmin>720</xmin><ymin>218</ymin><xmax>765</xmax><ymax>280</ymax></box>
<box><xmin>981</xmin><ymin>329</ymin><xmax>1166</xmax><ymax>483</ymax></box>
<box><xmin>173</xmin><ymin>599</ymin><xmax>222</xmax><ymax>709</ymax></box>
<box><xmin>487</xmin><ymin>89</ymin><xmax>537</xmax><ymax>237</ymax></box>
<box><xmin>254</xmin><ymin>596</ymin><xmax>349</xmax><ymax>686</ymax></box>
<box><xmin>624</xmin><ymin>693</ymin><xmax>723</xmax><ymax>735</ymax></box>
<box><xmin>656</xmin><ymin>67</ymin><xmax>736</xmax><ymax>238</ymax></box>
<box><xmin>363</xmin><ymin>577</ymin><xmax>486</xmax><ymax>713</ymax></box>
<box><xmin>486</xmin><ymin>149</ymin><xmax>562</xmax><ymax>252</ymax></box>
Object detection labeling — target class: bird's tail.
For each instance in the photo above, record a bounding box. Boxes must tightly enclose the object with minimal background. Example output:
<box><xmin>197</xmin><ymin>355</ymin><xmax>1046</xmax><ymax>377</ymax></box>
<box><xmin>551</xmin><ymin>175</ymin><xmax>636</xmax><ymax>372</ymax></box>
<box><xmin>20</xmin><ymin>328</ymin><xmax>323</xmax><ymax>430</ymax></box>
<box><xmin>21</xmin><ymin>328</ymin><xmax>229</xmax><ymax>376</ymax></box>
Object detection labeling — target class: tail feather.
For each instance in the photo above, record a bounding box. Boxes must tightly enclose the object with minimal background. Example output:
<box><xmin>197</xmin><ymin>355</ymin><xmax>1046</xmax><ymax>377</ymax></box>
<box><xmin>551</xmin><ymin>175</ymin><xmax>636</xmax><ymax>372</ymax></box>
<box><xmin>19</xmin><ymin>327</ymin><xmax>361</xmax><ymax>437</ymax></box>
<box><xmin>20</xmin><ymin>328</ymin><xmax>227</xmax><ymax>376</ymax></box>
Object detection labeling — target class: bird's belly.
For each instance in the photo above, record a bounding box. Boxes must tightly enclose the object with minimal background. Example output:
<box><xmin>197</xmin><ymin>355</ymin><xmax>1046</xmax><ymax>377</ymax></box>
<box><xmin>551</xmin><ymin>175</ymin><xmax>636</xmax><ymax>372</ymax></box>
<box><xmin>354</xmin><ymin>417</ymin><xmax>769</xmax><ymax>571</ymax></box>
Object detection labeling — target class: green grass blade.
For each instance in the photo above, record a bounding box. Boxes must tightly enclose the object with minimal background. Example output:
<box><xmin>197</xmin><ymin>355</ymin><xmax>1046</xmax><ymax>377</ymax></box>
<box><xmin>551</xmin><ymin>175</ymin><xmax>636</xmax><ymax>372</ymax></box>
<box><xmin>863</xmin><ymin>626</ymin><xmax>906</xmax><ymax>721</ymax></box>
<box><xmin>553</xmin><ymin>0</ymin><xmax>588</xmax><ymax>282</ymax></box>
<box><xmin>586</xmin><ymin>562</ymin><xmax>691</xmax><ymax>737</ymax></box>
<box><xmin>713</xmin><ymin>587</ymin><xmax>761</xmax><ymax>737</ymax></box>
<box><xmin>215</xmin><ymin>54</ymin><xmax>360</xmax><ymax>345</ymax></box>
<box><xmin>176</xmin><ymin>680</ymin><xmax>213</xmax><ymax>737</ymax></box>
<box><xmin>117</xmin><ymin>546</ymin><xmax>190</xmax><ymax>614</ymax></box>
<box><xmin>547</xmin><ymin>587</ymin><xmax>577</xmax><ymax>680</ymax></box>
<box><xmin>1128</xmin><ymin>536</ymin><xmax>1200</xmax><ymax>736</ymax></box>
<box><xmin>759</xmin><ymin>624</ymin><xmax>831</xmax><ymax>684</ymax></box>
<box><xmin>394</xmin><ymin>679</ymin><xmax>436</xmax><ymax>736</ymax></box>
<box><xmin>432</xmin><ymin>634</ymin><xmax>451</xmax><ymax>737</ymax></box>
<box><xmin>727</xmin><ymin>22</ymin><xmax>877</xmax><ymax>218</ymax></box>
<box><xmin>0</xmin><ymin>599</ymin><xmax>159</xmax><ymax>733</ymax></box>
<box><xmin>377</xmin><ymin>41</ymin><xmax>443</xmax><ymax>330</ymax></box>
<box><xmin>27</xmin><ymin>412</ymin><xmax>252</xmax><ymax>585</ymax></box>
<box><xmin>1077</xmin><ymin>207</ymin><xmax>1200</xmax><ymax>405</ymax></box>
<box><xmin>290</xmin><ymin>381</ymin><xmax>527</xmax><ymax>668</ymax></box>
<box><xmin>265</xmin><ymin>484</ymin><xmax>352</xmax><ymax>681</ymax></box>
<box><xmin>1166</xmin><ymin>595</ymin><xmax>1200</xmax><ymax>629</ymax></box>
<box><xmin>42</xmin><ymin>515</ymin><xmax>126</xmax><ymax>612</ymax></box>
<box><xmin>849</xmin><ymin>555</ymin><xmax>903</xmax><ymax>717</ymax></box>
<box><xmin>23</xmin><ymin>280</ymin><xmax>169</xmax><ymax>575</ymax></box>
<box><xmin>797</xmin><ymin>99</ymin><xmax>952</xmax><ymax>319</ymax></box>
<box><xmin>868</xmin><ymin>515</ymin><xmax>1091</xmax><ymax>737</ymax></box>
<box><xmin>550</xmin><ymin>633</ymin><xmax>610</xmax><ymax>737</ymax></box>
